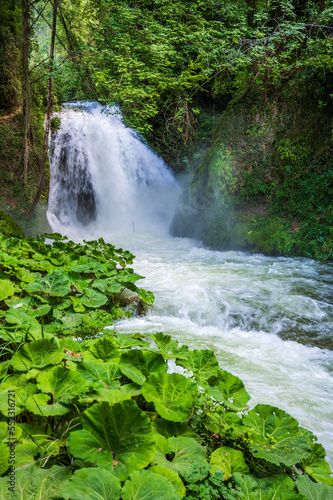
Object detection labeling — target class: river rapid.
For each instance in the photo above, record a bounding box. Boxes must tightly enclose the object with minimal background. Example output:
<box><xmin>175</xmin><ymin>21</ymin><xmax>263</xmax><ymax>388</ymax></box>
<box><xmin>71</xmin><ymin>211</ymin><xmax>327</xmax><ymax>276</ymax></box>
<box><xmin>47</xmin><ymin>102</ymin><xmax>333</xmax><ymax>468</ymax></box>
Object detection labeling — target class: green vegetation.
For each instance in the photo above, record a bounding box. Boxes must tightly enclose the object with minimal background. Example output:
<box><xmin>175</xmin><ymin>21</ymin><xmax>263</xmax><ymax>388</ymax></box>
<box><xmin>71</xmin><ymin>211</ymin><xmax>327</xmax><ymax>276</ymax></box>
<box><xmin>0</xmin><ymin>226</ymin><xmax>333</xmax><ymax>499</ymax></box>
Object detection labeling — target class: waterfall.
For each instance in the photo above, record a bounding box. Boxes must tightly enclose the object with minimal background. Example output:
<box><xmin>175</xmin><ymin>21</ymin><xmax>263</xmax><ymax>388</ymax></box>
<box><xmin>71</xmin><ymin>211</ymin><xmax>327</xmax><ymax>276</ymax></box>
<box><xmin>47</xmin><ymin>102</ymin><xmax>180</xmax><ymax>238</ymax></box>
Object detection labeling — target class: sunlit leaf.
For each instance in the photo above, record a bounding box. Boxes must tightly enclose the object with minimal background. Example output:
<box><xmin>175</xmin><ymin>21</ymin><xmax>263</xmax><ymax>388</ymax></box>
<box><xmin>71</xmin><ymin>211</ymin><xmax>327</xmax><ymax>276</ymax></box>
<box><xmin>119</xmin><ymin>349</ymin><xmax>167</xmax><ymax>385</ymax></box>
<box><xmin>67</xmin><ymin>401</ymin><xmax>155</xmax><ymax>473</ymax></box>
<box><xmin>142</xmin><ymin>372</ymin><xmax>198</xmax><ymax>422</ymax></box>
<box><xmin>61</xmin><ymin>467</ymin><xmax>121</xmax><ymax>500</ymax></box>
<box><xmin>210</xmin><ymin>446</ymin><xmax>249</xmax><ymax>480</ymax></box>
<box><xmin>26</xmin><ymin>270</ymin><xmax>71</xmax><ymax>296</ymax></box>
<box><xmin>243</xmin><ymin>404</ymin><xmax>313</xmax><ymax>466</ymax></box>
<box><xmin>11</xmin><ymin>338</ymin><xmax>64</xmax><ymax>371</ymax></box>
<box><xmin>122</xmin><ymin>470</ymin><xmax>178</xmax><ymax>500</ymax></box>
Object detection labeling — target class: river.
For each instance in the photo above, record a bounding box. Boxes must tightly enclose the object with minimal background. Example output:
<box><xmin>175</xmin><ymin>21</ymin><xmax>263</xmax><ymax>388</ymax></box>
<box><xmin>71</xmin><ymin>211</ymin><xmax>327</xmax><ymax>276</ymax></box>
<box><xmin>47</xmin><ymin>102</ymin><xmax>333</xmax><ymax>468</ymax></box>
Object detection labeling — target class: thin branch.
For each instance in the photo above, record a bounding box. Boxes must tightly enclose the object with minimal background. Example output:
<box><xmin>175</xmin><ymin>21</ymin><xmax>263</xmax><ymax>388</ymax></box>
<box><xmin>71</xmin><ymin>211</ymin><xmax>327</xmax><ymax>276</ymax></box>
<box><xmin>29</xmin><ymin>0</ymin><xmax>49</xmax><ymax>29</ymax></box>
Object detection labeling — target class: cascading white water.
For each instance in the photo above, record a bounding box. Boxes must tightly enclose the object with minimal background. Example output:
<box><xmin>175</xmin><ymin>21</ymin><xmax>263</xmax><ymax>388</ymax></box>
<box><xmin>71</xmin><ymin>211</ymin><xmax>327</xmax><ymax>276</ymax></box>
<box><xmin>47</xmin><ymin>102</ymin><xmax>333</xmax><ymax>468</ymax></box>
<box><xmin>48</xmin><ymin>102</ymin><xmax>180</xmax><ymax>236</ymax></box>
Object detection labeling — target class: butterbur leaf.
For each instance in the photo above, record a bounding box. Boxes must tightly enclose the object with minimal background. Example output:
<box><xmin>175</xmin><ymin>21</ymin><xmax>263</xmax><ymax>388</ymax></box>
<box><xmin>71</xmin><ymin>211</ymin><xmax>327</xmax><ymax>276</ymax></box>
<box><xmin>149</xmin><ymin>466</ymin><xmax>186</xmax><ymax>499</ymax></box>
<box><xmin>87</xmin><ymin>336</ymin><xmax>120</xmax><ymax>362</ymax></box>
<box><xmin>176</xmin><ymin>349</ymin><xmax>220</xmax><ymax>380</ymax></box>
<box><xmin>152</xmin><ymin>419</ymin><xmax>197</xmax><ymax>439</ymax></box>
<box><xmin>26</xmin><ymin>269</ymin><xmax>71</xmax><ymax>296</ymax></box>
<box><xmin>26</xmin><ymin>392</ymin><xmax>71</xmax><ymax>416</ymax></box>
<box><xmin>151</xmin><ymin>332</ymin><xmax>180</xmax><ymax>359</ymax></box>
<box><xmin>142</xmin><ymin>372</ymin><xmax>198</xmax><ymax>422</ymax></box>
<box><xmin>71</xmin><ymin>262</ymin><xmax>107</xmax><ymax>274</ymax></box>
<box><xmin>15</xmin><ymin>441</ymin><xmax>39</xmax><ymax>468</ymax></box>
<box><xmin>0</xmin><ymin>279</ymin><xmax>16</xmax><ymax>302</ymax></box>
<box><xmin>243</xmin><ymin>404</ymin><xmax>313</xmax><ymax>466</ymax></box>
<box><xmin>233</xmin><ymin>473</ymin><xmax>303</xmax><ymax>500</ymax></box>
<box><xmin>94</xmin><ymin>388</ymin><xmax>132</xmax><ymax>405</ymax></box>
<box><xmin>153</xmin><ymin>435</ymin><xmax>208</xmax><ymax>481</ymax></box>
<box><xmin>0</xmin><ymin>376</ymin><xmax>38</xmax><ymax>416</ymax></box>
<box><xmin>11</xmin><ymin>338</ymin><xmax>64</xmax><ymax>371</ymax></box>
<box><xmin>67</xmin><ymin>400</ymin><xmax>155</xmax><ymax>473</ymax></box>
<box><xmin>122</xmin><ymin>470</ymin><xmax>178</xmax><ymax>500</ymax></box>
<box><xmin>204</xmin><ymin>368</ymin><xmax>250</xmax><ymax>411</ymax></box>
<box><xmin>120</xmin><ymin>350</ymin><xmax>167</xmax><ymax>385</ymax></box>
<box><xmin>61</xmin><ymin>467</ymin><xmax>121</xmax><ymax>500</ymax></box>
<box><xmin>296</xmin><ymin>474</ymin><xmax>333</xmax><ymax>499</ymax></box>
<box><xmin>1</xmin><ymin>464</ymin><xmax>72</xmax><ymax>500</ymax></box>
<box><xmin>302</xmin><ymin>443</ymin><xmax>333</xmax><ymax>486</ymax></box>
<box><xmin>77</xmin><ymin>361</ymin><xmax>121</xmax><ymax>387</ymax></box>
<box><xmin>37</xmin><ymin>365</ymin><xmax>88</xmax><ymax>403</ymax></box>
<box><xmin>210</xmin><ymin>446</ymin><xmax>249</xmax><ymax>480</ymax></box>
<box><xmin>92</xmin><ymin>278</ymin><xmax>123</xmax><ymax>294</ymax></box>
<box><xmin>82</xmin><ymin>288</ymin><xmax>108</xmax><ymax>308</ymax></box>
<box><xmin>114</xmin><ymin>333</ymin><xmax>150</xmax><ymax>349</ymax></box>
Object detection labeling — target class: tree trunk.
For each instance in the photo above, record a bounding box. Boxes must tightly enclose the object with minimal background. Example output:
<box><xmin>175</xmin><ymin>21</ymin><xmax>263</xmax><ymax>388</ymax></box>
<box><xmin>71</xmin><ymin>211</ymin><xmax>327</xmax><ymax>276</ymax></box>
<box><xmin>245</xmin><ymin>0</ymin><xmax>256</xmax><ymax>28</ymax></box>
<box><xmin>22</xmin><ymin>0</ymin><xmax>30</xmax><ymax>185</ymax></box>
<box><xmin>27</xmin><ymin>0</ymin><xmax>58</xmax><ymax>218</ymax></box>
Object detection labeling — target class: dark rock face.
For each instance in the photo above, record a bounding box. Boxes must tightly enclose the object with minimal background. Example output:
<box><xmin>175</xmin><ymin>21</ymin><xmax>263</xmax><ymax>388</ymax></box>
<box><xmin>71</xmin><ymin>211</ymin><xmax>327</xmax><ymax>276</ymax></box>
<box><xmin>51</xmin><ymin>132</ymin><xmax>97</xmax><ymax>226</ymax></box>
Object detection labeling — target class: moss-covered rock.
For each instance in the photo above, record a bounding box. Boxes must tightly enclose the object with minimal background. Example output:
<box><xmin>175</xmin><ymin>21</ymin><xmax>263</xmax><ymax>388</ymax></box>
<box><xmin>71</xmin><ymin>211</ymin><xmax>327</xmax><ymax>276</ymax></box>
<box><xmin>0</xmin><ymin>210</ymin><xmax>25</xmax><ymax>238</ymax></box>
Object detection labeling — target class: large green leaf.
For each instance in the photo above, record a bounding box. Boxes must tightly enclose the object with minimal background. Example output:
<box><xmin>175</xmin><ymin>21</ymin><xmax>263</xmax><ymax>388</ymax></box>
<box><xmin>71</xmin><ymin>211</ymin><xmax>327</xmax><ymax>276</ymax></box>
<box><xmin>243</xmin><ymin>404</ymin><xmax>313</xmax><ymax>466</ymax></box>
<box><xmin>233</xmin><ymin>473</ymin><xmax>303</xmax><ymax>500</ymax></box>
<box><xmin>15</xmin><ymin>441</ymin><xmax>39</xmax><ymax>468</ymax></box>
<box><xmin>92</xmin><ymin>388</ymin><xmax>132</xmax><ymax>405</ymax></box>
<box><xmin>71</xmin><ymin>262</ymin><xmax>107</xmax><ymax>274</ymax></box>
<box><xmin>153</xmin><ymin>434</ymin><xmax>208</xmax><ymax>481</ymax></box>
<box><xmin>119</xmin><ymin>350</ymin><xmax>167</xmax><ymax>385</ymax></box>
<box><xmin>25</xmin><ymin>393</ymin><xmax>71</xmax><ymax>416</ymax></box>
<box><xmin>302</xmin><ymin>443</ymin><xmax>333</xmax><ymax>486</ymax></box>
<box><xmin>0</xmin><ymin>279</ymin><xmax>15</xmax><ymax>301</ymax></box>
<box><xmin>4</xmin><ymin>309</ymin><xmax>41</xmax><ymax>330</ymax></box>
<box><xmin>176</xmin><ymin>349</ymin><xmax>220</xmax><ymax>381</ymax></box>
<box><xmin>77</xmin><ymin>360</ymin><xmax>121</xmax><ymax>387</ymax></box>
<box><xmin>61</xmin><ymin>467</ymin><xmax>121</xmax><ymax>500</ymax></box>
<box><xmin>0</xmin><ymin>376</ymin><xmax>38</xmax><ymax>416</ymax></box>
<box><xmin>87</xmin><ymin>337</ymin><xmax>121</xmax><ymax>362</ymax></box>
<box><xmin>82</xmin><ymin>288</ymin><xmax>108</xmax><ymax>308</ymax></box>
<box><xmin>67</xmin><ymin>400</ymin><xmax>155</xmax><ymax>473</ymax></box>
<box><xmin>92</xmin><ymin>278</ymin><xmax>123</xmax><ymax>294</ymax></box>
<box><xmin>1</xmin><ymin>464</ymin><xmax>72</xmax><ymax>500</ymax></box>
<box><xmin>11</xmin><ymin>338</ymin><xmax>64</xmax><ymax>371</ymax></box>
<box><xmin>142</xmin><ymin>373</ymin><xmax>198</xmax><ymax>422</ymax></box>
<box><xmin>114</xmin><ymin>333</ymin><xmax>150</xmax><ymax>349</ymax></box>
<box><xmin>296</xmin><ymin>474</ymin><xmax>333</xmax><ymax>500</ymax></box>
<box><xmin>152</xmin><ymin>418</ymin><xmax>197</xmax><ymax>439</ymax></box>
<box><xmin>26</xmin><ymin>270</ymin><xmax>71</xmax><ymax>296</ymax></box>
<box><xmin>122</xmin><ymin>470</ymin><xmax>178</xmax><ymax>500</ymax></box>
<box><xmin>210</xmin><ymin>446</ymin><xmax>249</xmax><ymax>480</ymax></box>
<box><xmin>149</xmin><ymin>466</ymin><xmax>186</xmax><ymax>499</ymax></box>
<box><xmin>37</xmin><ymin>365</ymin><xmax>88</xmax><ymax>403</ymax></box>
<box><xmin>203</xmin><ymin>368</ymin><xmax>250</xmax><ymax>411</ymax></box>
<box><xmin>151</xmin><ymin>333</ymin><xmax>188</xmax><ymax>360</ymax></box>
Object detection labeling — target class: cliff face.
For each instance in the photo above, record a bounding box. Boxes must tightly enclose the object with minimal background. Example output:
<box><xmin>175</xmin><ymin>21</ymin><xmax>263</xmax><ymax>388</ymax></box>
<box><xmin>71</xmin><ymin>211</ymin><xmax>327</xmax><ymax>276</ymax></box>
<box><xmin>171</xmin><ymin>76</ymin><xmax>333</xmax><ymax>260</ymax></box>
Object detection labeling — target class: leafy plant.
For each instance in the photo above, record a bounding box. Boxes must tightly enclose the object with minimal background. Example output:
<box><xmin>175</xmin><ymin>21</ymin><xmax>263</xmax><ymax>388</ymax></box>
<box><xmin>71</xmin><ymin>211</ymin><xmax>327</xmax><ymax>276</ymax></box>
<box><xmin>0</xmin><ymin>227</ymin><xmax>333</xmax><ymax>499</ymax></box>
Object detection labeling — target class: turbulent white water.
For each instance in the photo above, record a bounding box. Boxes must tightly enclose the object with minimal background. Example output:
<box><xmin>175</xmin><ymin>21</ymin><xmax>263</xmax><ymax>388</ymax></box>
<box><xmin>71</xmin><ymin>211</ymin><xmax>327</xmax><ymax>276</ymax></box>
<box><xmin>47</xmin><ymin>102</ymin><xmax>333</xmax><ymax>468</ymax></box>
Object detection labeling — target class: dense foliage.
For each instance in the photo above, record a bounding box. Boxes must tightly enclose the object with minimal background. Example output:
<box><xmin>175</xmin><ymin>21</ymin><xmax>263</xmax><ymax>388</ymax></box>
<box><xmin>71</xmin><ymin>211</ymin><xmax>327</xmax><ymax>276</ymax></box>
<box><xmin>0</xmin><ymin>228</ymin><xmax>333</xmax><ymax>498</ymax></box>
